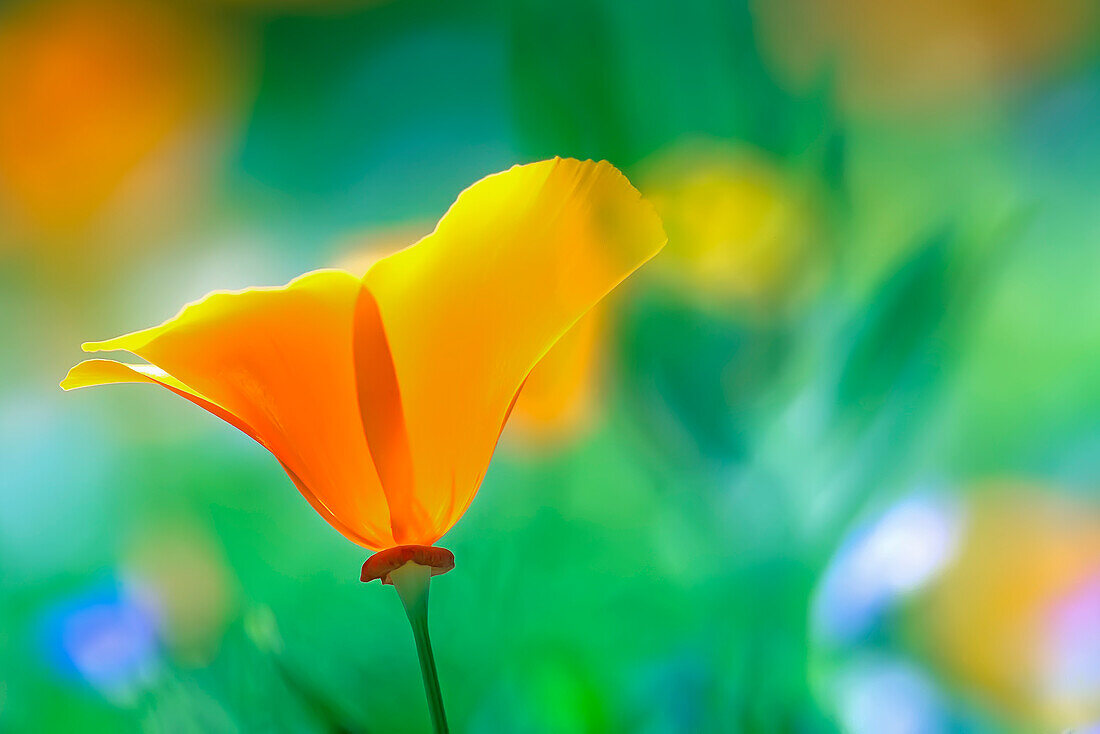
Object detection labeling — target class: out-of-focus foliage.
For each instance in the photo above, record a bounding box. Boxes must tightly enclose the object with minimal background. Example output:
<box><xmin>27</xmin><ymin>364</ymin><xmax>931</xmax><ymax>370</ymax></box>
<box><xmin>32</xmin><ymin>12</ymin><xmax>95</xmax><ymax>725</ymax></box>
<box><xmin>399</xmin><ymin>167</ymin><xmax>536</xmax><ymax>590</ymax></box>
<box><xmin>1</xmin><ymin>0</ymin><xmax>1098</xmax><ymax>731</ymax></box>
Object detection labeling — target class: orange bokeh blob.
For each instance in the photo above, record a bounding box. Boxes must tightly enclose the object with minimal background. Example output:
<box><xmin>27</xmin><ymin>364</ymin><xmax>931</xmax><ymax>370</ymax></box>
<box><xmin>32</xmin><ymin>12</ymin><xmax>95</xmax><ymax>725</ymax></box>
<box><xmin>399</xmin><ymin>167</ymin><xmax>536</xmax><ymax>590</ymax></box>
<box><xmin>0</xmin><ymin>0</ymin><xmax>241</xmax><ymax>243</ymax></box>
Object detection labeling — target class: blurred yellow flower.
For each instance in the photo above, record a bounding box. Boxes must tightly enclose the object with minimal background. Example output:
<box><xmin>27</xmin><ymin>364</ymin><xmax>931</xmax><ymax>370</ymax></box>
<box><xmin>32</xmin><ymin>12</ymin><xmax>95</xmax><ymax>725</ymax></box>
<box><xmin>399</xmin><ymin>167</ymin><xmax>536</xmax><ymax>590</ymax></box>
<box><xmin>62</xmin><ymin>159</ymin><xmax>666</xmax><ymax>572</ymax></box>
<box><xmin>915</xmin><ymin>485</ymin><xmax>1100</xmax><ymax>729</ymax></box>
<box><xmin>123</xmin><ymin>522</ymin><xmax>236</xmax><ymax>664</ymax></box>
<box><xmin>0</xmin><ymin>0</ymin><xmax>242</xmax><ymax>243</ymax></box>
<box><xmin>637</xmin><ymin>141</ymin><xmax>814</xmax><ymax>310</ymax></box>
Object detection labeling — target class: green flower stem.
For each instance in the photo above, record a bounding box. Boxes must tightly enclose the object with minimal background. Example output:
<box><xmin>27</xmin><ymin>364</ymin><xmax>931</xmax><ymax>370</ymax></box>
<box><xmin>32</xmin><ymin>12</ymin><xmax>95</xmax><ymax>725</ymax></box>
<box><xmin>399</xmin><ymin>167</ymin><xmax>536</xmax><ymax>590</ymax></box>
<box><xmin>389</xmin><ymin>562</ymin><xmax>449</xmax><ymax>734</ymax></box>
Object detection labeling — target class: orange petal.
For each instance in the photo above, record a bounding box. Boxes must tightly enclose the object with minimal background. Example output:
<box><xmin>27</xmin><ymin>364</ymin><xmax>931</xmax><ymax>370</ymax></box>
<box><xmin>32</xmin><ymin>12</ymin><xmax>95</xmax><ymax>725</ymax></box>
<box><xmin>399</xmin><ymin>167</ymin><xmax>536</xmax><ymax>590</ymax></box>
<box><xmin>353</xmin><ymin>285</ymin><xmax>427</xmax><ymax>544</ymax></box>
<box><xmin>363</xmin><ymin>158</ymin><xmax>666</xmax><ymax>544</ymax></box>
<box><xmin>72</xmin><ymin>269</ymin><xmax>395</xmax><ymax>549</ymax></box>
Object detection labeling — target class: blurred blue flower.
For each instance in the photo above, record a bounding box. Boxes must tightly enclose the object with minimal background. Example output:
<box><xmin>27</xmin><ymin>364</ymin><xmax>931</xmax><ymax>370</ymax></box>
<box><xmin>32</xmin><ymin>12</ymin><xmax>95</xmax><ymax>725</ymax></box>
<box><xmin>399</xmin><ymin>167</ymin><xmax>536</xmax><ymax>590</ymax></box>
<box><xmin>41</xmin><ymin>582</ymin><xmax>159</xmax><ymax>704</ymax></box>
<box><xmin>834</xmin><ymin>656</ymin><xmax>947</xmax><ymax>734</ymax></box>
<box><xmin>813</xmin><ymin>490</ymin><xmax>963</xmax><ymax>645</ymax></box>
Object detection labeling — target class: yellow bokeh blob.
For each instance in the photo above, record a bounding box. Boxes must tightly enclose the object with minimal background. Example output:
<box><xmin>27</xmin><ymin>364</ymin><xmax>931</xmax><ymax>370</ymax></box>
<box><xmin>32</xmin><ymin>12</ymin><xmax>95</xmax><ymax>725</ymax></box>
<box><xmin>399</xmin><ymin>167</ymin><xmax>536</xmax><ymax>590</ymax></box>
<box><xmin>637</xmin><ymin>141</ymin><xmax>814</xmax><ymax>310</ymax></box>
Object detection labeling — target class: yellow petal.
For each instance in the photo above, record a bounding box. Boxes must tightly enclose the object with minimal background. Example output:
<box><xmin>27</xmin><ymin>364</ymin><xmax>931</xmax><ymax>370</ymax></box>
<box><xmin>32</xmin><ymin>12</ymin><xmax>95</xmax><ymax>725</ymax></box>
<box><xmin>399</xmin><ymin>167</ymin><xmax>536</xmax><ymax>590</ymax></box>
<box><xmin>363</xmin><ymin>158</ymin><xmax>666</xmax><ymax>543</ymax></box>
<box><xmin>62</xmin><ymin>359</ymin><xmax>258</xmax><ymax>439</ymax></box>
<box><xmin>71</xmin><ymin>270</ymin><xmax>395</xmax><ymax>549</ymax></box>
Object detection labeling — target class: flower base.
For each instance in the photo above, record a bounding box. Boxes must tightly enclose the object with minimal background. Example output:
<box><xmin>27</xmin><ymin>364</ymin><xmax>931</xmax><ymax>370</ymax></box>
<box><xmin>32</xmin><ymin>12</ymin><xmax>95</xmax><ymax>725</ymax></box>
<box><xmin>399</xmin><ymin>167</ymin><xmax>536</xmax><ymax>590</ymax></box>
<box><xmin>360</xmin><ymin>545</ymin><xmax>455</xmax><ymax>585</ymax></box>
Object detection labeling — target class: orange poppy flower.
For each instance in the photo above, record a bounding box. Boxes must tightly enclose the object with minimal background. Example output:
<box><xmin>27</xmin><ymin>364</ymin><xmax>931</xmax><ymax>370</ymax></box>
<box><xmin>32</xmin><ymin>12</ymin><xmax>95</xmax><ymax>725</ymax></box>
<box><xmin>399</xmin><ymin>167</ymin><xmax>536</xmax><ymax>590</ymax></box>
<box><xmin>61</xmin><ymin>158</ymin><xmax>665</xmax><ymax>570</ymax></box>
<box><xmin>63</xmin><ymin>158</ymin><xmax>664</xmax><ymax>732</ymax></box>
<box><xmin>916</xmin><ymin>485</ymin><xmax>1100</xmax><ymax>729</ymax></box>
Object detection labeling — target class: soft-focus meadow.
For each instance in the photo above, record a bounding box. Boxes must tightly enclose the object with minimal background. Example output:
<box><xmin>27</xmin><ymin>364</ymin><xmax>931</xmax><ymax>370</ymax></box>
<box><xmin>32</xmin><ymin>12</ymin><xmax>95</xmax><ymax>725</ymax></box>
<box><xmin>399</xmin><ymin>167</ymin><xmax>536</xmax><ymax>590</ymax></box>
<box><xmin>2</xmin><ymin>0</ymin><xmax>1100</xmax><ymax>732</ymax></box>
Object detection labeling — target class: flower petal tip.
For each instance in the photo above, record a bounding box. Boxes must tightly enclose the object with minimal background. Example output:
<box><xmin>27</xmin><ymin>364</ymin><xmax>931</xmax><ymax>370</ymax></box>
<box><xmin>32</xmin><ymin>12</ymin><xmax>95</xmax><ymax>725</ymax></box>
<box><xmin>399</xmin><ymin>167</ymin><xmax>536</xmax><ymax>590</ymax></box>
<box><xmin>360</xmin><ymin>545</ymin><xmax>455</xmax><ymax>585</ymax></box>
<box><xmin>59</xmin><ymin>363</ymin><xmax>91</xmax><ymax>391</ymax></box>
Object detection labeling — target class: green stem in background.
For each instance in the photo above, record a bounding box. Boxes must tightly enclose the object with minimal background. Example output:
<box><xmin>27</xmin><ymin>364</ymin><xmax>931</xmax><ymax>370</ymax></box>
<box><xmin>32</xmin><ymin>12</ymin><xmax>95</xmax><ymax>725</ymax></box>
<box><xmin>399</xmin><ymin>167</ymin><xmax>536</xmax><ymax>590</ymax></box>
<box><xmin>389</xmin><ymin>562</ymin><xmax>449</xmax><ymax>734</ymax></box>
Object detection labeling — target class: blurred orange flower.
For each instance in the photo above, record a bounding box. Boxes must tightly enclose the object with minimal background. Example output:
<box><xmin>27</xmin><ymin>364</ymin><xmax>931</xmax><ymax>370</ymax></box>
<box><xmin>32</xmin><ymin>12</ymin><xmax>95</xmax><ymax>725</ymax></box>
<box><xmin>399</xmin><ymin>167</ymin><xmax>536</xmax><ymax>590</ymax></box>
<box><xmin>915</xmin><ymin>485</ymin><xmax>1100</xmax><ymax>728</ymax></box>
<box><xmin>507</xmin><ymin>307</ymin><xmax>605</xmax><ymax>443</ymax></box>
<box><xmin>755</xmin><ymin>0</ymin><xmax>1098</xmax><ymax>111</ymax></box>
<box><xmin>0</xmin><ymin>0</ymin><xmax>242</xmax><ymax>243</ymax></box>
<box><xmin>62</xmin><ymin>159</ymin><xmax>666</xmax><ymax>571</ymax></box>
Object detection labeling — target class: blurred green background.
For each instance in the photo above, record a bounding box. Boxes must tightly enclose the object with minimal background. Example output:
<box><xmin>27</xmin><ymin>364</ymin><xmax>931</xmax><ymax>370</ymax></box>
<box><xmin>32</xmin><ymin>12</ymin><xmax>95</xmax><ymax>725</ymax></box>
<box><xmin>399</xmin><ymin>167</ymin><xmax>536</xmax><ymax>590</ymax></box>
<box><xmin>2</xmin><ymin>0</ymin><xmax>1099</xmax><ymax>731</ymax></box>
